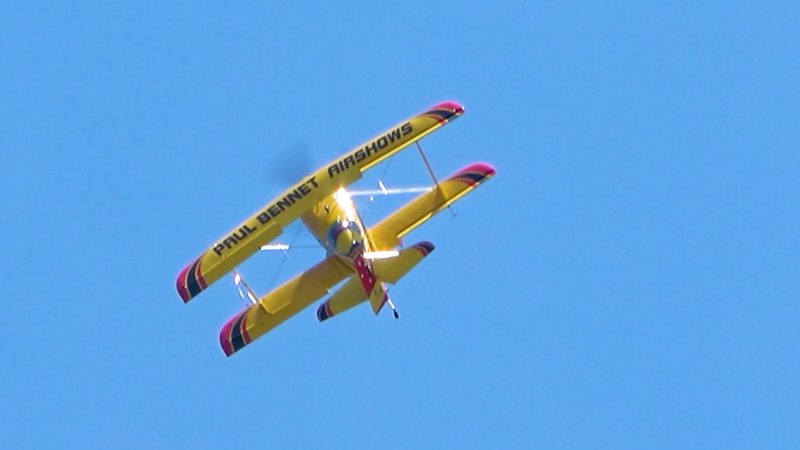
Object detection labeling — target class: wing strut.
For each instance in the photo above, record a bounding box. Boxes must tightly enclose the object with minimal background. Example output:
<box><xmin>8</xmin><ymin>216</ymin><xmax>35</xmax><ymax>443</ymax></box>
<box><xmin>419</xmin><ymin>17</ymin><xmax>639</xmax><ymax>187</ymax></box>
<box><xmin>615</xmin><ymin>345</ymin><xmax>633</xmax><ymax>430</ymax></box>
<box><xmin>387</xmin><ymin>297</ymin><xmax>400</xmax><ymax>319</ymax></box>
<box><xmin>415</xmin><ymin>141</ymin><xmax>456</xmax><ymax>217</ymax></box>
<box><xmin>415</xmin><ymin>141</ymin><xmax>440</xmax><ymax>185</ymax></box>
<box><xmin>233</xmin><ymin>271</ymin><xmax>258</xmax><ymax>305</ymax></box>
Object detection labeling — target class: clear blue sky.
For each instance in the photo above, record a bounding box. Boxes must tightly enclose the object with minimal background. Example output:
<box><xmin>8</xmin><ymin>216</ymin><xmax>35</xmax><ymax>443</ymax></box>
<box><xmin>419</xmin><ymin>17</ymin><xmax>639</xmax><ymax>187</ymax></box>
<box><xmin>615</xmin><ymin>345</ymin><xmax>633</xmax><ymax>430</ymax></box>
<box><xmin>2</xmin><ymin>2</ymin><xmax>799</xmax><ymax>449</ymax></box>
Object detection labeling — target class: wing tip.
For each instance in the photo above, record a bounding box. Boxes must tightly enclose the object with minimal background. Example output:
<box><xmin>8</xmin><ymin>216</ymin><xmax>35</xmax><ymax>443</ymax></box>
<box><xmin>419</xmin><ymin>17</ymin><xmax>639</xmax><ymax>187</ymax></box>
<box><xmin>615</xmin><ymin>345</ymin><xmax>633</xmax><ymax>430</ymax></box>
<box><xmin>316</xmin><ymin>302</ymin><xmax>334</xmax><ymax>322</ymax></box>
<box><xmin>176</xmin><ymin>256</ymin><xmax>208</xmax><ymax>303</ymax></box>
<box><xmin>463</xmin><ymin>162</ymin><xmax>496</xmax><ymax>176</ymax></box>
<box><xmin>219</xmin><ymin>316</ymin><xmax>235</xmax><ymax>356</ymax></box>
<box><xmin>422</xmin><ymin>101</ymin><xmax>466</xmax><ymax>123</ymax></box>
<box><xmin>219</xmin><ymin>309</ymin><xmax>251</xmax><ymax>357</ymax></box>
<box><xmin>431</xmin><ymin>100</ymin><xmax>465</xmax><ymax>115</ymax></box>
<box><xmin>412</xmin><ymin>241</ymin><xmax>436</xmax><ymax>256</ymax></box>
<box><xmin>448</xmin><ymin>162</ymin><xmax>497</xmax><ymax>186</ymax></box>
<box><xmin>175</xmin><ymin>265</ymin><xmax>192</xmax><ymax>303</ymax></box>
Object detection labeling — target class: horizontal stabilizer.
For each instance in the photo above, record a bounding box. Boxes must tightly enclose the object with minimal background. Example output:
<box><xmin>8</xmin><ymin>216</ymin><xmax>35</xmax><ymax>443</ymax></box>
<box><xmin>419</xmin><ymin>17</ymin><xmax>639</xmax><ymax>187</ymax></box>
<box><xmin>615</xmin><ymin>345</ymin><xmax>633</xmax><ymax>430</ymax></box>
<box><xmin>316</xmin><ymin>241</ymin><xmax>435</xmax><ymax>322</ymax></box>
<box><xmin>371</xmin><ymin>241</ymin><xmax>436</xmax><ymax>284</ymax></box>
<box><xmin>316</xmin><ymin>276</ymin><xmax>366</xmax><ymax>322</ymax></box>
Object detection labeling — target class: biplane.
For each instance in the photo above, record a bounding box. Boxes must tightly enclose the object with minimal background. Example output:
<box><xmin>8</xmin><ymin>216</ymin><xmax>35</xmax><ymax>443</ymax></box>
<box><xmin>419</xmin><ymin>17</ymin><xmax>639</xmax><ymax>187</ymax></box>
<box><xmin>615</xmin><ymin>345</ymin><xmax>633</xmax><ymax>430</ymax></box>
<box><xmin>176</xmin><ymin>101</ymin><xmax>495</xmax><ymax>356</ymax></box>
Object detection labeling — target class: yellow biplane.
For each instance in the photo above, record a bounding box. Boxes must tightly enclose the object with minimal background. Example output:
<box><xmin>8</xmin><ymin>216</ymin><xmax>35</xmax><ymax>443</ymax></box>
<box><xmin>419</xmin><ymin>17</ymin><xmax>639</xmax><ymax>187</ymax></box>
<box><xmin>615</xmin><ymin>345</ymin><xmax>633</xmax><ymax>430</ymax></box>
<box><xmin>176</xmin><ymin>101</ymin><xmax>495</xmax><ymax>356</ymax></box>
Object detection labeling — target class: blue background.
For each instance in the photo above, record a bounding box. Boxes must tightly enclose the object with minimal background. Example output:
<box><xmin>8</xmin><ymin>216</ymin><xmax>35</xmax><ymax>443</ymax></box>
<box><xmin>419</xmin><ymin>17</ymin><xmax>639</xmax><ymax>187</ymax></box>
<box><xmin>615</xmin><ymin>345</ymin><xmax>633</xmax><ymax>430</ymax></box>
<box><xmin>2</xmin><ymin>2</ymin><xmax>798</xmax><ymax>449</ymax></box>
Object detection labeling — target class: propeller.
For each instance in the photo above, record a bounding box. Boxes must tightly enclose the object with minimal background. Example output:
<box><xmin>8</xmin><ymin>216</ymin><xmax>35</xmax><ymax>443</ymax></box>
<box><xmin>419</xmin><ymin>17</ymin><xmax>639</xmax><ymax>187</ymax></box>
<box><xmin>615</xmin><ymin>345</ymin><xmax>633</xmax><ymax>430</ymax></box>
<box><xmin>263</xmin><ymin>142</ymin><xmax>315</xmax><ymax>187</ymax></box>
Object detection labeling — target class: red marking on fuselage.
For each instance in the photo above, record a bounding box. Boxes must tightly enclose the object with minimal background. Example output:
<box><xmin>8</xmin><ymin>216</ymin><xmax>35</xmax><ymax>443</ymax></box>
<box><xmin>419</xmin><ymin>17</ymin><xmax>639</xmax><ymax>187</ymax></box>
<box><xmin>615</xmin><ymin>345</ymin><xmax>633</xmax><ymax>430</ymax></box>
<box><xmin>352</xmin><ymin>254</ymin><xmax>377</xmax><ymax>296</ymax></box>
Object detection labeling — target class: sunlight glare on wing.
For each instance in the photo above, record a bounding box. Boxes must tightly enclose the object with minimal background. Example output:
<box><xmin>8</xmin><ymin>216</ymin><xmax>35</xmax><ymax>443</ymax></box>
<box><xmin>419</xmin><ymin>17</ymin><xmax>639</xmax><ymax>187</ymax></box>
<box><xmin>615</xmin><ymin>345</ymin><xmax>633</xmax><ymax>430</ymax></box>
<box><xmin>260</xmin><ymin>244</ymin><xmax>290</xmax><ymax>251</ymax></box>
<box><xmin>363</xmin><ymin>250</ymin><xmax>400</xmax><ymax>260</ymax></box>
<box><xmin>348</xmin><ymin>186</ymin><xmax>433</xmax><ymax>197</ymax></box>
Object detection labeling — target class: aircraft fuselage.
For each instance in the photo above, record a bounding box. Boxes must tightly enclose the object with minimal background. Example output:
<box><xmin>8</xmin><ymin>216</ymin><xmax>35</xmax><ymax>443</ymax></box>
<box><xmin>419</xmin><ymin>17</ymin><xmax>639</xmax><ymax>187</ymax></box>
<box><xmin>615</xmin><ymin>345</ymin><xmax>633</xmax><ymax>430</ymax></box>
<box><xmin>301</xmin><ymin>188</ymin><xmax>371</xmax><ymax>264</ymax></box>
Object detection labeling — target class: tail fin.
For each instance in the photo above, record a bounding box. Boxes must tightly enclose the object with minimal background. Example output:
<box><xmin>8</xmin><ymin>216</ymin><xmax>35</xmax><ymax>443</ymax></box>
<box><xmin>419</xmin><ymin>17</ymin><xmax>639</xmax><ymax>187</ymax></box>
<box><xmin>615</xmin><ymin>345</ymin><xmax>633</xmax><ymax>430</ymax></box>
<box><xmin>367</xmin><ymin>281</ymin><xmax>390</xmax><ymax>315</ymax></box>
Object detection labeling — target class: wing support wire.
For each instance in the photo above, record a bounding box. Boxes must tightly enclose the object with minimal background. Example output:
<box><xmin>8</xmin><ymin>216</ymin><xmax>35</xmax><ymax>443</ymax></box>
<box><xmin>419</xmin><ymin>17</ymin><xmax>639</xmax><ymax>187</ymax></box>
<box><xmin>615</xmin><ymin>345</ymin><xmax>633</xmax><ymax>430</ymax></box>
<box><xmin>263</xmin><ymin>222</ymin><xmax>306</xmax><ymax>290</ymax></box>
<box><xmin>234</xmin><ymin>224</ymin><xmax>320</xmax><ymax>307</ymax></box>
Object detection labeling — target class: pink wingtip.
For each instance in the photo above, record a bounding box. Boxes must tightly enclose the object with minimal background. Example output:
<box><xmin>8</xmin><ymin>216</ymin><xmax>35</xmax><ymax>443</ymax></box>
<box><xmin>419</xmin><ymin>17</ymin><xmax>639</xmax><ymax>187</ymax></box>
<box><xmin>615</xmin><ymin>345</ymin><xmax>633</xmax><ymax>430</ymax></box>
<box><xmin>432</xmin><ymin>100</ymin><xmax>465</xmax><ymax>115</ymax></box>
<box><xmin>447</xmin><ymin>162</ymin><xmax>497</xmax><ymax>187</ymax></box>
<box><xmin>176</xmin><ymin>266</ymin><xmax>191</xmax><ymax>303</ymax></box>
<box><xmin>459</xmin><ymin>162</ymin><xmax>497</xmax><ymax>176</ymax></box>
<box><xmin>219</xmin><ymin>316</ymin><xmax>236</xmax><ymax>357</ymax></box>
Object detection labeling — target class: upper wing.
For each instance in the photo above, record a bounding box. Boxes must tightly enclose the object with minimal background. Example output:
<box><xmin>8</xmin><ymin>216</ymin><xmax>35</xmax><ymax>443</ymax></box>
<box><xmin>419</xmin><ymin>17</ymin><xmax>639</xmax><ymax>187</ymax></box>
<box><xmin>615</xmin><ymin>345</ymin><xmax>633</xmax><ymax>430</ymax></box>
<box><xmin>368</xmin><ymin>163</ymin><xmax>496</xmax><ymax>249</ymax></box>
<box><xmin>219</xmin><ymin>255</ymin><xmax>352</xmax><ymax>356</ymax></box>
<box><xmin>176</xmin><ymin>101</ymin><xmax>465</xmax><ymax>303</ymax></box>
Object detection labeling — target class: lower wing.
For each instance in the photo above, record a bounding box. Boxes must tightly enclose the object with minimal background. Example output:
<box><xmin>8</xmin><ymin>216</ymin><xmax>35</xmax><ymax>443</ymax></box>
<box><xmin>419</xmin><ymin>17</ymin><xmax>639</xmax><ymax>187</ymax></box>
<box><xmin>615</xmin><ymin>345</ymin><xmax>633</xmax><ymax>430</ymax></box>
<box><xmin>368</xmin><ymin>162</ymin><xmax>496</xmax><ymax>249</ymax></box>
<box><xmin>219</xmin><ymin>255</ymin><xmax>351</xmax><ymax>356</ymax></box>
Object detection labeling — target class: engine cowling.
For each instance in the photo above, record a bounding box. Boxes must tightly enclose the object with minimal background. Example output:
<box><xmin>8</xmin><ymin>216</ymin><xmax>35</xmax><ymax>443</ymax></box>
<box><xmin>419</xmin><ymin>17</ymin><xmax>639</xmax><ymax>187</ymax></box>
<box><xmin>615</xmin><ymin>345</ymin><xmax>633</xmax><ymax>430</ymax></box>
<box><xmin>328</xmin><ymin>220</ymin><xmax>364</xmax><ymax>256</ymax></box>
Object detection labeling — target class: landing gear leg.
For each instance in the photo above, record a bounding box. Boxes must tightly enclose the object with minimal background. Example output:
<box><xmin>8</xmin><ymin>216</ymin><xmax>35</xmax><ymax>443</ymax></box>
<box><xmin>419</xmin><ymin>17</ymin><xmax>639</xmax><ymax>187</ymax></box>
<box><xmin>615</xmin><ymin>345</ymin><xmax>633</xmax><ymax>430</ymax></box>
<box><xmin>387</xmin><ymin>298</ymin><xmax>400</xmax><ymax>319</ymax></box>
